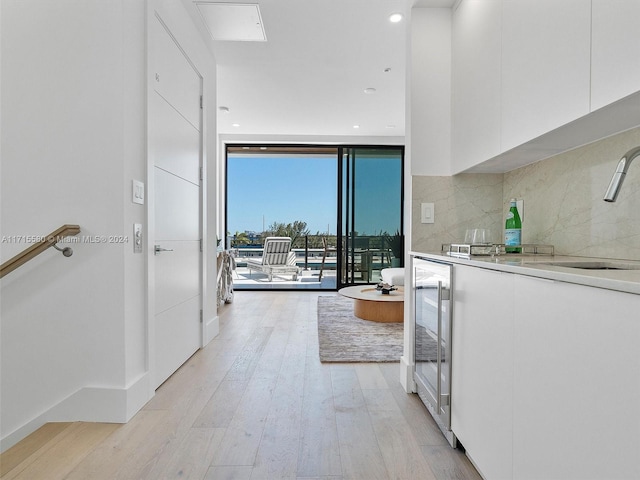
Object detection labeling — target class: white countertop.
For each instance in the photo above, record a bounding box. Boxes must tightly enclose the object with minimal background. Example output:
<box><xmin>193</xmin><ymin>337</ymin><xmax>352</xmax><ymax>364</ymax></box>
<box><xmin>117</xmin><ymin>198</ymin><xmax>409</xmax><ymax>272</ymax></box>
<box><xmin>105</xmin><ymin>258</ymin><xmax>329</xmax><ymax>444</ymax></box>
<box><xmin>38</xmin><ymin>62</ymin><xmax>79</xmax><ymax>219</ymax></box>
<box><xmin>410</xmin><ymin>251</ymin><xmax>640</xmax><ymax>295</ymax></box>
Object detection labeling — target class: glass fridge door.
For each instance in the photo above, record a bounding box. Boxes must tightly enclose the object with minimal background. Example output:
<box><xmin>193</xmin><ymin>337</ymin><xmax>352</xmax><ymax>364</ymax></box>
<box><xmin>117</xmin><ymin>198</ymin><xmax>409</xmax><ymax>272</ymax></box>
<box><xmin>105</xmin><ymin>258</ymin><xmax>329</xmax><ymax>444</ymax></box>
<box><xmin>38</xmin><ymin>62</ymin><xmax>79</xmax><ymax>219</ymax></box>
<box><xmin>414</xmin><ymin>265</ymin><xmax>440</xmax><ymax>406</ymax></box>
<box><xmin>413</xmin><ymin>258</ymin><xmax>452</xmax><ymax>418</ymax></box>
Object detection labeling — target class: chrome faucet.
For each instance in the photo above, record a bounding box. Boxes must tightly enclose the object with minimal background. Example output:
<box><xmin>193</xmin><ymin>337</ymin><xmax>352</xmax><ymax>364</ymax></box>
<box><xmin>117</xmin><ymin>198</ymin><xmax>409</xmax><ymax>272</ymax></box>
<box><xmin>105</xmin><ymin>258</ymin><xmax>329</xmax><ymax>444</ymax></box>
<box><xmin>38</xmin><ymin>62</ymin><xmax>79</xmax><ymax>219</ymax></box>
<box><xmin>603</xmin><ymin>146</ymin><xmax>640</xmax><ymax>202</ymax></box>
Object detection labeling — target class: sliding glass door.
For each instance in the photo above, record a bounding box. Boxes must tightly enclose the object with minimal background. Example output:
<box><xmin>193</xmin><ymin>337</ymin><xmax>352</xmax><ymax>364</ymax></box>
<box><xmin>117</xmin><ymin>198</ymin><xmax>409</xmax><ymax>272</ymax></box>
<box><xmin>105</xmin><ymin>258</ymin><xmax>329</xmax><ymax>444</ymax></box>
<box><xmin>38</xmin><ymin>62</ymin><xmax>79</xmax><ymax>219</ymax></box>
<box><xmin>225</xmin><ymin>144</ymin><xmax>403</xmax><ymax>290</ymax></box>
<box><xmin>226</xmin><ymin>145</ymin><xmax>339</xmax><ymax>290</ymax></box>
<box><xmin>338</xmin><ymin>147</ymin><xmax>404</xmax><ymax>288</ymax></box>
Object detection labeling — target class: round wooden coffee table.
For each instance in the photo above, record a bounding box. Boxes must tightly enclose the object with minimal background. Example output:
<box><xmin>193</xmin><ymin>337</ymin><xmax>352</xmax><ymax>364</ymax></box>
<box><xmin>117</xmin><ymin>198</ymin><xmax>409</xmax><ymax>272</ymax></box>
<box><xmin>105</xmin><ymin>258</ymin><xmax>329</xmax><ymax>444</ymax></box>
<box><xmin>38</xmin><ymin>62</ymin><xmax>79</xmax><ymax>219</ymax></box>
<box><xmin>338</xmin><ymin>285</ymin><xmax>404</xmax><ymax>323</ymax></box>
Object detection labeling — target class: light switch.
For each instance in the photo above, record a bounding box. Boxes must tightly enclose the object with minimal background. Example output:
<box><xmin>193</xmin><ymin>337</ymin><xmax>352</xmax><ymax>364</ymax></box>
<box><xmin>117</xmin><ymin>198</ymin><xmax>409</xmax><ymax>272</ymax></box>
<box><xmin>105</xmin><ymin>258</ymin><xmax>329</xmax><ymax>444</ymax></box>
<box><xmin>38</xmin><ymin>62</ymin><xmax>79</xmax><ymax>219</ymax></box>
<box><xmin>133</xmin><ymin>223</ymin><xmax>142</xmax><ymax>253</ymax></box>
<box><xmin>132</xmin><ymin>180</ymin><xmax>145</xmax><ymax>205</ymax></box>
<box><xmin>421</xmin><ymin>203</ymin><xmax>435</xmax><ymax>224</ymax></box>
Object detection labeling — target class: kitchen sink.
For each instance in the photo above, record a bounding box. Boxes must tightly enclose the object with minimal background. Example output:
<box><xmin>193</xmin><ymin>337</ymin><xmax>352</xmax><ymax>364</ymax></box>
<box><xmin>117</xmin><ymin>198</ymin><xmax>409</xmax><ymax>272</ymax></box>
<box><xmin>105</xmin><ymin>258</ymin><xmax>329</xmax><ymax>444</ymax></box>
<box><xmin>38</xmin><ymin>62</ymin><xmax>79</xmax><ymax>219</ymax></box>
<box><xmin>536</xmin><ymin>261</ymin><xmax>640</xmax><ymax>271</ymax></box>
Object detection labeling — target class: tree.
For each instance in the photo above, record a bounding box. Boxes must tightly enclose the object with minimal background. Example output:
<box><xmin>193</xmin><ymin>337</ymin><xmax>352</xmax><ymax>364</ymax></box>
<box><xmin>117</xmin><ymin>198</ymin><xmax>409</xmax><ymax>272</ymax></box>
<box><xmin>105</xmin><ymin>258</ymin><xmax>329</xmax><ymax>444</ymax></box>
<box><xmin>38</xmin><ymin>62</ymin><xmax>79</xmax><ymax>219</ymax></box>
<box><xmin>263</xmin><ymin>220</ymin><xmax>310</xmax><ymax>247</ymax></box>
<box><xmin>231</xmin><ymin>231</ymin><xmax>250</xmax><ymax>246</ymax></box>
<box><xmin>384</xmin><ymin>229</ymin><xmax>403</xmax><ymax>259</ymax></box>
<box><xmin>308</xmin><ymin>231</ymin><xmax>335</xmax><ymax>248</ymax></box>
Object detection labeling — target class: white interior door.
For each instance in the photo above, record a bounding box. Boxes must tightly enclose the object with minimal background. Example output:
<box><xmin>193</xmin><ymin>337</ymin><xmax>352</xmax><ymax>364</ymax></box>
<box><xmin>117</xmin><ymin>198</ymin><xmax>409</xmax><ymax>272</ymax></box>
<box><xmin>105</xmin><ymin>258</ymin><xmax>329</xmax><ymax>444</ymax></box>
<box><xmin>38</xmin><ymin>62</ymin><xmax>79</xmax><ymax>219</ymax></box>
<box><xmin>150</xmin><ymin>15</ymin><xmax>202</xmax><ymax>388</ymax></box>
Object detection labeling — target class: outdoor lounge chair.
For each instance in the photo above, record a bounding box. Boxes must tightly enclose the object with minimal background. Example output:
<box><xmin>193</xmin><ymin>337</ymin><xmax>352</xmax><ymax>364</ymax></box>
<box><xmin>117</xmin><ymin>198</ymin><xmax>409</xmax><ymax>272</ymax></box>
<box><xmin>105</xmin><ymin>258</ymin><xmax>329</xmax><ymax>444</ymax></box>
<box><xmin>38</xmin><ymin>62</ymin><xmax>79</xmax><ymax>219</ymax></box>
<box><xmin>246</xmin><ymin>237</ymin><xmax>300</xmax><ymax>281</ymax></box>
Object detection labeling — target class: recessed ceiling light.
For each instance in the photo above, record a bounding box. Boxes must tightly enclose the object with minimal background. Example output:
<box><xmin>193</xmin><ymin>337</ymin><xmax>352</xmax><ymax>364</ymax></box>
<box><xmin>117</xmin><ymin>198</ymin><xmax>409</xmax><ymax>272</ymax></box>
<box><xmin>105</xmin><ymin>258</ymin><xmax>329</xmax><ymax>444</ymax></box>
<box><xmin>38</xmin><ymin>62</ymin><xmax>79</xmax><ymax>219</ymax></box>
<box><xmin>364</xmin><ymin>87</ymin><xmax>377</xmax><ymax>94</ymax></box>
<box><xmin>353</xmin><ymin>125</ymin><xmax>360</xmax><ymax>129</ymax></box>
<box><xmin>232</xmin><ymin>123</ymin><xmax>240</xmax><ymax>127</ymax></box>
<box><xmin>389</xmin><ymin>13</ymin><xmax>403</xmax><ymax>23</ymax></box>
<box><xmin>219</xmin><ymin>106</ymin><xmax>230</xmax><ymax>113</ymax></box>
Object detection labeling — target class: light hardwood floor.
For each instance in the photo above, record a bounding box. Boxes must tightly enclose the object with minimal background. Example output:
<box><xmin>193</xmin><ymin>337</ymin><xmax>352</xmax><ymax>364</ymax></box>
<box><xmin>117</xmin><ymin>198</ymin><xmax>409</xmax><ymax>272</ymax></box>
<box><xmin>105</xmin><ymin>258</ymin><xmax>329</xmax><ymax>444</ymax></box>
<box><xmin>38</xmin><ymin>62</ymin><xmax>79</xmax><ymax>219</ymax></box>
<box><xmin>1</xmin><ymin>291</ymin><xmax>482</xmax><ymax>480</ymax></box>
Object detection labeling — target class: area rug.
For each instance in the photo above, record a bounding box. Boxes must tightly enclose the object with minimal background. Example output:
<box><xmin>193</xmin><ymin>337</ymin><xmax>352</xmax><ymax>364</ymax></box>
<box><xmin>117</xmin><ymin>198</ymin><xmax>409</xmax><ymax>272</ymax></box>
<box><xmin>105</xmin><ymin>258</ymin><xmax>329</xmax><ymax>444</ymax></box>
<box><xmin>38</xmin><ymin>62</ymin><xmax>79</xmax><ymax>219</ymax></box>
<box><xmin>317</xmin><ymin>295</ymin><xmax>403</xmax><ymax>362</ymax></box>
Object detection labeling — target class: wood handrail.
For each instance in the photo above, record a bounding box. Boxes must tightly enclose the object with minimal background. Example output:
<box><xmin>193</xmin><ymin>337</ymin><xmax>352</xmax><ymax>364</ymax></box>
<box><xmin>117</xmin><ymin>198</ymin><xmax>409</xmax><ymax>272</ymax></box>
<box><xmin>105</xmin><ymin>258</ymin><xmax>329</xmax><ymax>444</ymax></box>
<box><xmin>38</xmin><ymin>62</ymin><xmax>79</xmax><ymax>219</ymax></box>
<box><xmin>0</xmin><ymin>224</ymin><xmax>81</xmax><ymax>279</ymax></box>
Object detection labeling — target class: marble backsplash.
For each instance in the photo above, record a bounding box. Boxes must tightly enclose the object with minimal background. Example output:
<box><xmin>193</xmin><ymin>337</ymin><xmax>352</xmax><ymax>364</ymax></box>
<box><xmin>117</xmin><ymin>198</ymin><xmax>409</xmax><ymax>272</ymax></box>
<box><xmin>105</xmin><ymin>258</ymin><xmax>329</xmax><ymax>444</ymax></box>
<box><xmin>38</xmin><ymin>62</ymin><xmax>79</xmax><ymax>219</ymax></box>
<box><xmin>412</xmin><ymin>126</ymin><xmax>640</xmax><ymax>260</ymax></box>
<box><xmin>503</xmin><ymin>127</ymin><xmax>640</xmax><ymax>261</ymax></box>
<box><xmin>412</xmin><ymin>173</ymin><xmax>504</xmax><ymax>254</ymax></box>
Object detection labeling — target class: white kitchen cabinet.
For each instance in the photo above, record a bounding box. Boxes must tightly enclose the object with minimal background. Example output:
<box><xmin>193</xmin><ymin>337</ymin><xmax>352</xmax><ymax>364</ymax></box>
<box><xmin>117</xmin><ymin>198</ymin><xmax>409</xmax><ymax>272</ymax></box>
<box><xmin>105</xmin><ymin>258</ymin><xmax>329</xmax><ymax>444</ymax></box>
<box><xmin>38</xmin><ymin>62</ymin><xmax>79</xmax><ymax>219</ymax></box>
<box><xmin>501</xmin><ymin>0</ymin><xmax>591</xmax><ymax>152</ymax></box>
<box><xmin>448</xmin><ymin>0</ymin><xmax>640</xmax><ymax>173</ymax></box>
<box><xmin>450</xmin><ymin>0</ymin><xmax>594</xmax><ymax>172</ymax></box>
<box><xmin>451</xmin><ymin>265</ymin><xmax>514</xmax><ymax>480</ymax></box>
<box><xmin>451</xmin><ymin>0</ymin><xmax>502</xmax><ymax>173</ymax></box>
<box><xmin>512</xmin><ymin>275</ymin><xmax>640</xmax><ymax>480</ymax></box>
<box><xmin>451</xmin><ymin>264</ymin><xmax>640</xmax><ymax>479</ymax></box>
<box><xmin>591</xmin><ymin>0</ymin><xmax>640</xmax><ymax>111</ymax></box>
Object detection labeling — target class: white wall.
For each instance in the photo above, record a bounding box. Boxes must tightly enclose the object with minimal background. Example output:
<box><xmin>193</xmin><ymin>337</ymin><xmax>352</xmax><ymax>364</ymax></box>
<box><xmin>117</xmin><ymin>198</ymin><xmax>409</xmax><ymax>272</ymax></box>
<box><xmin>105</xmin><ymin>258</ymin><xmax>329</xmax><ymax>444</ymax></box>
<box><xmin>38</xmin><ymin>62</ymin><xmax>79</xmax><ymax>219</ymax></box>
<box><xmin>0</xmin><ymin>0</ymin><xmax>217</xmax><ymax>451</ymax></box>
<box><xmin>401</xmin><ymin>6</ymin><xmax>453</xmax><ymax>391</ymax></box>
<box><xmin>1</xmin><ymin>0</ymin><xmax>135</xmax><ymax>450</ymax></box>
<box><xmin>409</xmin><ymin>8</ymin><xmax>452</xmax><ymax>176</ymax></box>
<box><xmin>123</xmin><ymin>0</ymin><xmax>150</xmax><ymax>409</ymax></box>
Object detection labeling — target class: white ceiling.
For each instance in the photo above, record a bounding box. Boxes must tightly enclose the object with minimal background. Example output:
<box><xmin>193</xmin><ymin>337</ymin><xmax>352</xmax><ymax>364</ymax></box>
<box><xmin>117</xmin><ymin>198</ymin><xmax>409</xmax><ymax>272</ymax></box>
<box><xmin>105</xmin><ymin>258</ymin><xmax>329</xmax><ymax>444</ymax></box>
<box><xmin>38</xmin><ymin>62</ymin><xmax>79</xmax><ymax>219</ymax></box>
<box><xmin>181</xmin><ymin>0</ymin><xmax>455</xmax><ymax>140</ymax></box>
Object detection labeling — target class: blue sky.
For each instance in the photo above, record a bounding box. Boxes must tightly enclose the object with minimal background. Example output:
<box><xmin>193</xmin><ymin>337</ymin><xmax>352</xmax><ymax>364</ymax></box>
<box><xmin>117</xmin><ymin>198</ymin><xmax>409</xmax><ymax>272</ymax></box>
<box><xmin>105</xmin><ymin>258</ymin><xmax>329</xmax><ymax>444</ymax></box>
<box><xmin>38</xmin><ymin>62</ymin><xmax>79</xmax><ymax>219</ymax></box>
<box><xmin>226</xmin><ymin>153</ymin><xmax>402</xmax><ymax>237</ymax></box>
<box><xmin>227</xmin><ymin>155</ymin><xmax>338</xmax><ymax>235</ymax></box>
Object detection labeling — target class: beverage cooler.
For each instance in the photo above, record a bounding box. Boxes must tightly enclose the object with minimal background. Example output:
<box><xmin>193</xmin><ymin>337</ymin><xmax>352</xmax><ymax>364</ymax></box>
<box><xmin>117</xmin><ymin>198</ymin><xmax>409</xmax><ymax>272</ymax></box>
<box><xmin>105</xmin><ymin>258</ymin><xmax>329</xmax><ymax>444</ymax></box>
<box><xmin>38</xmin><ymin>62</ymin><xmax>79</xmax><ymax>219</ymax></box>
<box><xmin>411</xmin><ymin>254</ymin><xmax>456</xmax><ymax>447</ymax></box>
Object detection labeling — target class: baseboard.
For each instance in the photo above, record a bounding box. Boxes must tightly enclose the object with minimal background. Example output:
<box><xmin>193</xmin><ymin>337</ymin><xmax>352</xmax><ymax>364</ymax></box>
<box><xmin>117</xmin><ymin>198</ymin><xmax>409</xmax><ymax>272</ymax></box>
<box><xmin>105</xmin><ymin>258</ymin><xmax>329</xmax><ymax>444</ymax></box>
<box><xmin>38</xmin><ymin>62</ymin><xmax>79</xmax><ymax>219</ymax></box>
<box><xmin>203</xmin><ymin>315</ymin><xmax>219</xmax><ymax>346</ymax></box>
<box><xmin>1</xmin><ymin>373</ymin><xmax>152</xmax><ymax>453</ymax></box>
<box><xmin>400</xmin><ymin>355</ymin><xmax>416</xmax><ymax>393</ymax></box>
<box><xmin>125</xmin><ymin>372</ymin><xmax>152</xmax><ymax>421</ymax></box>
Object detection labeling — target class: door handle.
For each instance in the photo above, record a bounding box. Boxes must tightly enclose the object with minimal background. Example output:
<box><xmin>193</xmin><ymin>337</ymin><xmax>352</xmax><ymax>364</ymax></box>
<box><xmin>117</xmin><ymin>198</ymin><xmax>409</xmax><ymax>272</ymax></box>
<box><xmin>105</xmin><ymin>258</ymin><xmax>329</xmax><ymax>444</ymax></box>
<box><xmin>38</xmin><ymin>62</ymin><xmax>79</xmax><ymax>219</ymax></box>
<box><xmin>154</xmin><ymin>245</ymin><xmax>174</xmax><ymax>255</ymax></box>
<box><xmin>436</xmin><ymin>280</ymin><xmax>443</xmax><ymax>412</ymax></box>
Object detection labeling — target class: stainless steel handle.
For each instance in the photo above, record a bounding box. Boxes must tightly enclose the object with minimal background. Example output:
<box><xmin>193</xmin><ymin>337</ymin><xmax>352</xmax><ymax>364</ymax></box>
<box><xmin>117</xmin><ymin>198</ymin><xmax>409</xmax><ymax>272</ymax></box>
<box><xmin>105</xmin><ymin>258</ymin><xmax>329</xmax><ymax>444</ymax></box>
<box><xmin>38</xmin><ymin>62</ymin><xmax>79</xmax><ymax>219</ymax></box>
<box><xmin>154</xmin><ymin>244</ymin><xmax>174</xmax><ymax>255</ymax></box>
<box><xmin>443</xmin><ymin>285</ymin><xmax>453</xmax><ymax>414</ymax></box>
<box><xmin>436</xmin><ymin>280</ymin><xmax>443</xmax><ymax>412</ymax></box>
<box><xmin>440</xmin><ymin>286</ymin><xmax>450</xmax><ymax>300</ymax></box>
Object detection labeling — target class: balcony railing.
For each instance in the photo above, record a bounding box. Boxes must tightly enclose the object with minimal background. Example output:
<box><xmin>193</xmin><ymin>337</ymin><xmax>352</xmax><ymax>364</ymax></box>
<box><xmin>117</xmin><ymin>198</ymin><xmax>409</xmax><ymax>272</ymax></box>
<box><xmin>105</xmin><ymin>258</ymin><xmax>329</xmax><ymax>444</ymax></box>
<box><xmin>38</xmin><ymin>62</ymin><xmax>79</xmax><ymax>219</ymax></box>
<box><xmin>230</xmin><ymin>234</ymin><xmax>399</xmax><ymax>271</ymax></box>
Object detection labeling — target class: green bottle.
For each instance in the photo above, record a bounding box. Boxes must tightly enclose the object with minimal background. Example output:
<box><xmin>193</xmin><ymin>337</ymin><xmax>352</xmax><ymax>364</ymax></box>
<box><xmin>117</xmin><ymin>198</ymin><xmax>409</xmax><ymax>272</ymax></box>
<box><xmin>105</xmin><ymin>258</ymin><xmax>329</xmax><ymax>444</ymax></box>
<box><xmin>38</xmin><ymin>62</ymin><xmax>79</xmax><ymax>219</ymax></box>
<box><xmin>505</xmin><ymin>199</ymin><xmax>522</xmax><ymax>253</ymax></box>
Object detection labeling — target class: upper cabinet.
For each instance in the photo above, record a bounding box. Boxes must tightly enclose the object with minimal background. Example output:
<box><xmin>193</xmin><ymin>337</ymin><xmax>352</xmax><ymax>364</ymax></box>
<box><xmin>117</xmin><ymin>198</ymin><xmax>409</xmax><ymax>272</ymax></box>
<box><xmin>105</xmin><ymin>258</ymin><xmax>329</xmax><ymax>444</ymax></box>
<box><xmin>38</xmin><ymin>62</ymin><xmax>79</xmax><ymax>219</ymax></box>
<box><xmin>591</xmin><ymin>0</ymin><xmax>640</xmax><ymax>111</ymax></box>
<box><xmin>451</xmin><ymin>0</ymin><xmax>502</xmax><ymax>173</ymax></box>
<box><xmin>450</xmin><ymin>0</ymin><xmax>640</xmax><ymax>173</ymax></box>
<box><xmin>501</xmin><ymin>0</ymin><xmax>591</xmax><ymax>152</ymax></box>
